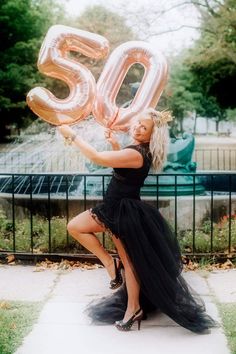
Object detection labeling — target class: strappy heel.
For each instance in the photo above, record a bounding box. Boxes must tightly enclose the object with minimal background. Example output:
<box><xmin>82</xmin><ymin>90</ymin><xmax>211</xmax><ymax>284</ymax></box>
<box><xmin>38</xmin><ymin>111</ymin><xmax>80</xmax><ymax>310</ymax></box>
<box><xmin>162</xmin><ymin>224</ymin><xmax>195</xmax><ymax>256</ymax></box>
<box><xmin>109</xmin><ymin>258</ymin><xmax>124</xmax><ymax>290</ymax></box>
<box><xmin>115</xmin><ymin>308</ymin><xmax>144</xmax><ymax>331</ymax></box>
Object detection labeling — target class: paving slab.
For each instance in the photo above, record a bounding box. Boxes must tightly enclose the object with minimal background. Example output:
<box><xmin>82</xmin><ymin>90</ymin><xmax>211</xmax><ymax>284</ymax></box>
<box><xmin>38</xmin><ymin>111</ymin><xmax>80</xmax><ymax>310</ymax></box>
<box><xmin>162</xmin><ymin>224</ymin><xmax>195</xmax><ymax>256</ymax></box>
<box><xmin>15</xmin><ymin>321</ymin><xmax>229</xmax><ymax>354</ymax></box>
<box><xmin>10</xmin><ymin>267</ymin><xmax>230</xmax><ymax>354</ymax></box>
<box><xmin>0</xmin><ymin>264</ymin><xmax>58</xmax><ymax>301</ymax></box>
<box><xmin>207</xmin><ymin>269</ymin><xmax>236</xmax><ymax>303</ymax></box>
<box><xmin>183</xmin><ymin>270</ymin><xmax>211</xmax><ymax>296</ymax></box>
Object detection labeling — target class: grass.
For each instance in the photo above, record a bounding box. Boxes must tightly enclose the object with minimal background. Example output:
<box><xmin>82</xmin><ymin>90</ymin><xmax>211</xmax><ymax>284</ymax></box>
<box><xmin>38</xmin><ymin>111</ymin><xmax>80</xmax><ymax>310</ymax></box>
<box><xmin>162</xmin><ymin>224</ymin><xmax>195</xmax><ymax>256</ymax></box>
<box><xmin>218</xmin><ymin>303</ymin><xmax>236</xmax><ymax>354</ymax></box>
<box><xmin>0</xmin><ymin>300</ymin><xmax>42</xmax><ymax>354</ymax></box>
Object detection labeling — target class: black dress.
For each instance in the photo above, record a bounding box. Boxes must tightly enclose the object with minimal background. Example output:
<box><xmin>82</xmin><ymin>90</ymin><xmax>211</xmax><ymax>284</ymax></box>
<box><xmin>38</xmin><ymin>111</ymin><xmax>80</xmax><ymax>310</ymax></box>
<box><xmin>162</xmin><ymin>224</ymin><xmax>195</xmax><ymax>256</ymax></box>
<box><xmin>86</xmin><ymin>143</ymin><xmax>218</xmax><ymax>334</ymax></box>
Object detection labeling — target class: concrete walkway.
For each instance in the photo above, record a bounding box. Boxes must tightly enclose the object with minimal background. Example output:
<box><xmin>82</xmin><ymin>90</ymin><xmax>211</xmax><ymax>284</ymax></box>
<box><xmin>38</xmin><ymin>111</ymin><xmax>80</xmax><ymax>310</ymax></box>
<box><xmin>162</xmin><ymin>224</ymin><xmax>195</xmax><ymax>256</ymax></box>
<box><xmin>1</xmin><ymin>264</ymin><xmax>235</xmax><ymax>354</ymax></box>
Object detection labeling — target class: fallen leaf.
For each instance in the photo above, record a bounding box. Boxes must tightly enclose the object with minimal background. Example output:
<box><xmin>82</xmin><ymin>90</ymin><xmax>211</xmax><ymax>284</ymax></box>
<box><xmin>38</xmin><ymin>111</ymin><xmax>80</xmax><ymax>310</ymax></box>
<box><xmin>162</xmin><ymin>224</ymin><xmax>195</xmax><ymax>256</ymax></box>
<box><xmin>6</xmin><ymin>254</ymin><xmax>15</xmax><ymax>264</ymax></box>
<box><xmin>0</xmin><ymin>301</ymin><xmax>11</xmax><ymax>309</ymax></box>
<box><xmin>34</xmin><ymin>259</ymin><xmax>103</xmax><ymax>271</ymax></box>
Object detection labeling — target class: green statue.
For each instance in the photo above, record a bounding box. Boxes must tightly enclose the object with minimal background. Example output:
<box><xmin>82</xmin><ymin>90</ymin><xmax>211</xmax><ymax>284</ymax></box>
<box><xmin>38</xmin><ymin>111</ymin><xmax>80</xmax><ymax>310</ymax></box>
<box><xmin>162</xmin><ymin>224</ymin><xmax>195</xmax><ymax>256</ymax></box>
<box><xmin>142</xmin><ymin>132</ymin><xmax>205</xmax><ymax>196</ymax></box>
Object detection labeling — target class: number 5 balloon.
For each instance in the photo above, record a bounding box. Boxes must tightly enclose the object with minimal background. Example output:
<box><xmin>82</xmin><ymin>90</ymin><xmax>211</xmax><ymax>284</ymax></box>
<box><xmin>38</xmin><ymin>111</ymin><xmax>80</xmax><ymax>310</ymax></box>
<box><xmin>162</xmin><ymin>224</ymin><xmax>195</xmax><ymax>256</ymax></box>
<box><xmin>93</xmin><ymin>41</ymin><xmax>168</xmax><ymax>131</ymax></box>
<box><xmin>26</xmin><ymin>25</ymin><xmax>109</xmax><ymax>126</ymax></box>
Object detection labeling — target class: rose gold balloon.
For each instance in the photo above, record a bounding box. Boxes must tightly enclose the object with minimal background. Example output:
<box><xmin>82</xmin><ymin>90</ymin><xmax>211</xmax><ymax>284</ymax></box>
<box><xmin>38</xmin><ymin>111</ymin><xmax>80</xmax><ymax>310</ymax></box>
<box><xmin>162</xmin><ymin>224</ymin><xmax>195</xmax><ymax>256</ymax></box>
<box><xmin>92</xmin><ymin>41</ymin><xmax>168</xmax><ymax>131</ymax></box>
<box><xmin>27</xmin><ymin>25</ymin><xmax>109</xmax><ymax>126</ymax></box>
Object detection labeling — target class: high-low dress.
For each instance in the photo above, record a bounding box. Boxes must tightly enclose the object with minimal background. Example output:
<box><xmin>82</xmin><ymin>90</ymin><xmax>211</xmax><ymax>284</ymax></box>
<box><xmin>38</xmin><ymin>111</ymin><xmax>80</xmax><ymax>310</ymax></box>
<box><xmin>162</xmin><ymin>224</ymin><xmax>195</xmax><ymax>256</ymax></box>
<box><xmin>86</xmin><ymin>142</ymin><xmax>218</xmax><ymax>334</ymax></box>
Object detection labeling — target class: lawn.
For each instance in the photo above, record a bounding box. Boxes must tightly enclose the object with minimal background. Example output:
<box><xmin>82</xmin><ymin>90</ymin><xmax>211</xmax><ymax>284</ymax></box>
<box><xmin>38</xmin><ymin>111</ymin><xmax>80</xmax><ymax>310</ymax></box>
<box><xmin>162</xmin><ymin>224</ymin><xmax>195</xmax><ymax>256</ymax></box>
<box><xmin>0</xmin><ymin>301</ymin><xmax>42</xmax><ymax>354</ymax></box>
<box><xmin>218</xmin><ymin>303</ymin><xmax>236</xmax><ymax>354</ymax></box>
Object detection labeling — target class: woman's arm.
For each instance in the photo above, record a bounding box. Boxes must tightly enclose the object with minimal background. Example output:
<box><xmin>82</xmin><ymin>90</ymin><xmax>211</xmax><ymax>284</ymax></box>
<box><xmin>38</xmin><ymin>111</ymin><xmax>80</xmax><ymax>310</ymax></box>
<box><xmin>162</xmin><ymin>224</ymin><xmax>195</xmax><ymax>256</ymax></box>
<box><xmin>58</xmin><ymin>125</ymin><xmax>143</xmax><ymax>168</ymax></box>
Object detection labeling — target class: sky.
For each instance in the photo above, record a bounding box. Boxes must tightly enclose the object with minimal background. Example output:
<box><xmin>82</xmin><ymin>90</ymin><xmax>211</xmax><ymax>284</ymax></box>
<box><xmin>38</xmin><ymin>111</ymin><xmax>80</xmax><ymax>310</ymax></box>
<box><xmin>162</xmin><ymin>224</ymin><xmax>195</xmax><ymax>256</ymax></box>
<box><xmin>58</xmin><ymin>0</ymin><xmax>201</xmax><ymax>56</ymax></box>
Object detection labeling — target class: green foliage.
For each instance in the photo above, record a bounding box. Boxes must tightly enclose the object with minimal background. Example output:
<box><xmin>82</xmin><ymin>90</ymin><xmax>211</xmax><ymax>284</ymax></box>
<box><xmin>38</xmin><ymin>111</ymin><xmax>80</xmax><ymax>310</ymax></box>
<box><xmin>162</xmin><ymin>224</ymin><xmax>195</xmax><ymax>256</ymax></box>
<box><xmin>187</xmin><ymin>0</ymin><xmax>236</xmax><ymax>111</ymax></box>
<box><xmin>0</xmin><ymin>208</ymin><xmax>114</xmax><ymax>253</ymax></box>
<box><xmin>0</xmin><ymin>301</ymin><xmax>42</xmax><ymax>354</ymax></box>
<box><xmin>218</xmin><ymin>303</ymin><xmax>236</xmax><ymax>354</ymax></box>
<box><xmin>166</xmin><ymin>0</ymin><xmax>236</xmax><ymax>134</ymax></box>
<box><xmin>179</xmin><ymin>217</ymin><xmax>236</xmax><ymax>254</ymax></box>
<box><xmin>1</xmin><ymin>206</ymin><xmax>235</xmax><ymax>255</ymax></box>
<box><xmin>165</xmin><ymin>62</ymin><xmax>203</xmax><ymax>133</ymax></box>
<box><xmin>0</xmin><ymin>0</ymin><xmax>65</xmax><ymax>141</ymax></box>
<box><xmin>0</xmin><ymin>209</ymin><xmax>77</xmax><ymax>253</ymax></box>
<box><xmin>226</xmin><ymin>108</ymin><xmax>236</xmax><ymax>122</ymax></box>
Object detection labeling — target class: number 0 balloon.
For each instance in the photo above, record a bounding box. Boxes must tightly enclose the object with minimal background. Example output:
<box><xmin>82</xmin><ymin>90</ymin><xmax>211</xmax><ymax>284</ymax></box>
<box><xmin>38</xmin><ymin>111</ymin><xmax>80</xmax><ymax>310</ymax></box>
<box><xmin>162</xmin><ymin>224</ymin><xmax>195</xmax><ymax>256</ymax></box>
<box><xmin>93</xmin><ymin>41</ymin><xmax>168</xmax><ymax>130</ymax></box>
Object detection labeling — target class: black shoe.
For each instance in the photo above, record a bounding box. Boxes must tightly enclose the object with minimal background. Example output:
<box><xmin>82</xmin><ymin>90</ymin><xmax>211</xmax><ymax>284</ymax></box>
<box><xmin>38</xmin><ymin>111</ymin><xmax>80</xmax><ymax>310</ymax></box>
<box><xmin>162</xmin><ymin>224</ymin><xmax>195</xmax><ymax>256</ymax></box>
<box><xmin>115</xmin><ymin>308</ymin><xmax>144</xmax><ymax>331</ymax></box>
<box><xmin>109</xmin><ymin>258</ymin><xmax>123</xmax><ymax>290</ymax></box>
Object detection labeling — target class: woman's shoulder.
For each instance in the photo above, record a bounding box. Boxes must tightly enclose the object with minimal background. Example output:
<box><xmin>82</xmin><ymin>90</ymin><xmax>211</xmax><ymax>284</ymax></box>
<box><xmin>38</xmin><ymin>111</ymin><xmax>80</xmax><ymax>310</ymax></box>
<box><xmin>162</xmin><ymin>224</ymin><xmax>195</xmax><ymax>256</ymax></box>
<box><xmin>124</xmin><ymin>142</ymin><xmax>149</xmax><ymax>150</ymax></box>
<box><xmin>124</xmin><ymin>143</ymin><xmax>152</xmax><ymax>160</ymax></box>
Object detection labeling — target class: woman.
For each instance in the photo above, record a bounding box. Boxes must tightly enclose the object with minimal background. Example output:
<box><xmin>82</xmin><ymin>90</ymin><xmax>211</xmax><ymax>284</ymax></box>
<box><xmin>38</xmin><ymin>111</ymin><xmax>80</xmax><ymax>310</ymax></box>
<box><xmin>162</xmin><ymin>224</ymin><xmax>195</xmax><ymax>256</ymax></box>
<box><xmin>58</xmin><ymin>108</ymin><xmax>217</xmax><ymax>333</ymax></box>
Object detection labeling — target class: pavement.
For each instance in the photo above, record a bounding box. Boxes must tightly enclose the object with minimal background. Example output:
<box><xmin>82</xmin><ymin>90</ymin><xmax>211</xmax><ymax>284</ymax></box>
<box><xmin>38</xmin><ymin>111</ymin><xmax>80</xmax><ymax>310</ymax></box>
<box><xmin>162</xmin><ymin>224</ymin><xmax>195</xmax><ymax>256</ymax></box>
<box><xmin>1</xmin><ymin>264</ymin><xmax>236</xmax><ymax>354</ymax></box>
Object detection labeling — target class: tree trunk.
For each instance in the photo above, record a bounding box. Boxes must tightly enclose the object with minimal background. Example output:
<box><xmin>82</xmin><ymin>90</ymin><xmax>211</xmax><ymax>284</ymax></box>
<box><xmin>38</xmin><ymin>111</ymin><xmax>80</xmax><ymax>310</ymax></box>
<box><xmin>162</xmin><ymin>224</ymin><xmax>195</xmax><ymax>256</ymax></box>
<box><xmin>193</xmin><ymin>112</ymin><xmax>198</xmax><ymax>134</ymax></box>
<box><xmin>179</xmin><ymin>118</ymin><xmax>184</xmax><ymax>134</ymax></box>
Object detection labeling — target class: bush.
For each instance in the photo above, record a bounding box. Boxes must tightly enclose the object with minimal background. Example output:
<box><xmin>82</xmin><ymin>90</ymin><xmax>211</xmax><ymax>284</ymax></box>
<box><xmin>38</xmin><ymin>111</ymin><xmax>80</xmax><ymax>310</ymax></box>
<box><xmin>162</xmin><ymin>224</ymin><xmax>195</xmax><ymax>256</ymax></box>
<box><xmin>0</xmin><ymin>208</ymin><xmax>115</xmax><ymax>253</ymax></box>
<box><xmin>179</xmin><ymin>217</ymin><xmax>236</xmax><ymax>254</ymax></box>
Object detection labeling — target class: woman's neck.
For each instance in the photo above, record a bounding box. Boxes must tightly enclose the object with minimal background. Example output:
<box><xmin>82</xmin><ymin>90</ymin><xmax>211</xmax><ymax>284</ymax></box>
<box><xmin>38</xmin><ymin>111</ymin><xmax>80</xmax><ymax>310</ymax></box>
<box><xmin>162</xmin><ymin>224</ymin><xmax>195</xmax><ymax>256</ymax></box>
<box><xmin>132</xmin><ymin>139</ymin><xmax>150</xmax><ymax>145</ymax></box>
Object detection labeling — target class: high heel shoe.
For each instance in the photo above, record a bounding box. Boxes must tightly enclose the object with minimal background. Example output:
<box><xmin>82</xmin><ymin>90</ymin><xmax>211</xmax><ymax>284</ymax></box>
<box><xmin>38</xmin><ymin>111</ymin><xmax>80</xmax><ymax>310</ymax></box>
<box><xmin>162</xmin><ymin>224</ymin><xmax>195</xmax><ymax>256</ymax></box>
<box><xmin>109</xmin><ymin>258</ymin><xmax>123</xmax><ymax>290</ymax></box>
<box><xmin>115</xmin><ymin>308</ymin><xmax>144</xmax><ymax>331</ymax></box>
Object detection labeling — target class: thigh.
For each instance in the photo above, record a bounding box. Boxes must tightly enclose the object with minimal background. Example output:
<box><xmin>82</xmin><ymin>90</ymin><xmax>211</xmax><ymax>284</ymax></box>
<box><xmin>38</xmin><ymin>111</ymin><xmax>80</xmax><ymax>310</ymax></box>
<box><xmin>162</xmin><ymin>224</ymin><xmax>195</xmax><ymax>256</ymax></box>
<box><xmin>69</xmin><ymin>210</ymin><xmax>105</xmax><ymax>234</ymax></box>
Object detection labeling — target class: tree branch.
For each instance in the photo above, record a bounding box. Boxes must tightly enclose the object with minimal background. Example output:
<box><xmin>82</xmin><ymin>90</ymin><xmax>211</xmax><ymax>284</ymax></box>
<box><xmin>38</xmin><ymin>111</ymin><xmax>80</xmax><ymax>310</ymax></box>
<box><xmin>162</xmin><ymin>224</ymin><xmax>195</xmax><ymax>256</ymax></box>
<box><xmin>117</xmin><ymin>1</ymin><xmax>208</xmax><ymax>19</ymax></box>
<box><xmin>144</xmin><ymin>24</ymin><xmax>215</xmax><ymax>38</ymax></box>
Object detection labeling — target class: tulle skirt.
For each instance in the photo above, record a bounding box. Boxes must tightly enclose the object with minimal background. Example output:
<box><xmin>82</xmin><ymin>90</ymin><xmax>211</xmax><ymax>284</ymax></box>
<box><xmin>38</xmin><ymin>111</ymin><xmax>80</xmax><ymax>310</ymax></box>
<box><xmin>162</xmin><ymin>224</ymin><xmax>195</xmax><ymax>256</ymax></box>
<box><xmin>86</xmin><ymin>178</ymin><xmax>218</xmax><ymax>334</ymax></box>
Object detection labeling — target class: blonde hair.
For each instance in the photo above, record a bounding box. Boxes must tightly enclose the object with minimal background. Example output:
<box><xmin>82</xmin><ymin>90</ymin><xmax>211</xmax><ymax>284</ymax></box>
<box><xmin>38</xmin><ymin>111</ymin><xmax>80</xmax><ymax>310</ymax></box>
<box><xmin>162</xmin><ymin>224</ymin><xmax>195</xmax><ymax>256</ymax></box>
<box><xmin>141</xmin><ymin>108</ymin><xmax>173</xmax><ymax>172</ymax></box>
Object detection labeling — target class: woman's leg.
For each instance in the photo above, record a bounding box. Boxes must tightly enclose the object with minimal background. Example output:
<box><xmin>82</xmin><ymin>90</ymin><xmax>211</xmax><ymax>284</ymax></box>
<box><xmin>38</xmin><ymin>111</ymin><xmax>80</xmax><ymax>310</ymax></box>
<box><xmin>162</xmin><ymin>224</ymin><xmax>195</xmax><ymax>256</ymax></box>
<box><xmin>67</xmin><ymin>210</ymin><xmax>115</xmax><ymax>279</ymax></box>
<box><xmin>112</xmin><ymin>235</ymin><xmax>140</xmax><ymax>322</ymax></box>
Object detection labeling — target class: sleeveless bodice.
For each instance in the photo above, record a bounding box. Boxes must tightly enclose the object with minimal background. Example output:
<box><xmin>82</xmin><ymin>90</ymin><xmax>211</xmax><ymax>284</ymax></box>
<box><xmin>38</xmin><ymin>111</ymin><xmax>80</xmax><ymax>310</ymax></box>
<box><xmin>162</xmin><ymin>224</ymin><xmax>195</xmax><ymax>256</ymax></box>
<box><xmin>113</xmin><ymin>142</ymin><xmax>152</xmax><ymax>186</ymax></box>
<box><xmin>104</xmin><ymin>142</ymin><xmax>152</xmax><ymax>201</ymax></box>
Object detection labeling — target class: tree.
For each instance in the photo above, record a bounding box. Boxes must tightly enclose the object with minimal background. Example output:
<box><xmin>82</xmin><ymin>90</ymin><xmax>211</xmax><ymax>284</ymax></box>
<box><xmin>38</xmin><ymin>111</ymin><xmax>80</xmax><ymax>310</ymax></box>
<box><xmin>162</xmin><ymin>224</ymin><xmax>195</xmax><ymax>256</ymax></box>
<box><xmin>186</xmin><ymin>0</ymin><xmax>236</xmax><ymax>111</ymax></box>
<box><xmin>192</xmin><ymin>0</ymin><xmax>236</xmax><ymax>65</ymax></box>
<box><xmin>163</xmin><ymin>51</ymin><xmax>230</xmax><ymax>135</ymax></box>
<box><xmin>164</xmin><ymin>61</ymin><xmax>204</xmax><ymax>134</ymax></box>
<box><xmin>0</xmin><ymin>0</ymin><xmax>65</xmax><ymax>141</ymax></box>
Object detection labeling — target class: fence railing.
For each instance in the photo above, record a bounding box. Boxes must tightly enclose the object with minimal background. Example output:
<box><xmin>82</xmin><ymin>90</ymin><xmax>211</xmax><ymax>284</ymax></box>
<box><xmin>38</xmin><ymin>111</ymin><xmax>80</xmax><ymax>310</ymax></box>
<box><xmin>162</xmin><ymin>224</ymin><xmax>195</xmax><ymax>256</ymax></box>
<box><xmin>1</xmin><ymin>148</ymin><xmax>236</xmax><ymax>172</ymax></box>
<box><xmin>193</xmin><ymin>148</ymin><xmax>236</xmax><ymax>171</ymax></box>
<box><xmin>0</xmin><ymin>172</ymin><xmax>236</xmax><ymax>262</ymax></box>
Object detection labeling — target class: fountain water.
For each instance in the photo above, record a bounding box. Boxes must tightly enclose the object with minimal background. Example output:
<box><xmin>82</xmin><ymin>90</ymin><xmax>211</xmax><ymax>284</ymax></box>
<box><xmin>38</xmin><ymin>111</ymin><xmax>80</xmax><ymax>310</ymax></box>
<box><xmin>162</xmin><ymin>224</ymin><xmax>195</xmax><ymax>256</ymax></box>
<box><xmin>0</xmin><ymin>117</ymin><xmax>130</xmax><ymax>195</ymax></box>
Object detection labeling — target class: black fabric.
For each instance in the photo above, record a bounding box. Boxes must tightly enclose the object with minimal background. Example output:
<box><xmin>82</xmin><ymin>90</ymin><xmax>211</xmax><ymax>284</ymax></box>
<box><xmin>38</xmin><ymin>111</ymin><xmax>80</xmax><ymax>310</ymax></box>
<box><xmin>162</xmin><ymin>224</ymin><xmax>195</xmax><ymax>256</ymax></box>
<box><xmin>86</xmin><ymin>143</ymin><xmax>218</xmax><ymax>334</ymax></box>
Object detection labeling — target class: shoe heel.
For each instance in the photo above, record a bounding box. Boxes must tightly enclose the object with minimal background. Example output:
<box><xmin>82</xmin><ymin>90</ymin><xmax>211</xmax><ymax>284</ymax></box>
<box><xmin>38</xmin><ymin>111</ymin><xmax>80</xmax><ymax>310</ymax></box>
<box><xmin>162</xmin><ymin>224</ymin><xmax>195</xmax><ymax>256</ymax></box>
<box><xmin>115</xmin><ymin>308</ymin><xmax>143</xmax><ymax>332</ymax></box>
<box><xmin>109</xmin><ymin>258</ymin><xmax>123</xmax><ymax>290</ymax></box>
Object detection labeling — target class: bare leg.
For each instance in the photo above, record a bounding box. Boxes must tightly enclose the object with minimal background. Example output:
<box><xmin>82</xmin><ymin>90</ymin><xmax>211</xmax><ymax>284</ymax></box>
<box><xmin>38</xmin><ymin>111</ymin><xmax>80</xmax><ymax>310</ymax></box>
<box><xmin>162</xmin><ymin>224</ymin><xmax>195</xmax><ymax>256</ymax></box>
<box><xmin>67</xmin><ymin>210</ymin><xmax>115</xmax><ymax>279</ymax></box>
<box><xmin>112</xmin><ymin>235</ymin><xmax>140</xmax><ymax>322</ymax></box>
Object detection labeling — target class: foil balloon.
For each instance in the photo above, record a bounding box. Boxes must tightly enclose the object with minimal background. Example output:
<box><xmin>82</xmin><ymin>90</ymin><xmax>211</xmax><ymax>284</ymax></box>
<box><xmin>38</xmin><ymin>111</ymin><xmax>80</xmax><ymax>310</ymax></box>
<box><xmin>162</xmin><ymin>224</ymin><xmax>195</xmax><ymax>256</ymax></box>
<box><xmin>27</xmin><ymin>25</ymin><xmax>109</xmax><ymax>126</ymax></box>
<box><xmin>92</xmin><ymin>41</ymin><xmax>168</xmax><ymax>131</ymax></box>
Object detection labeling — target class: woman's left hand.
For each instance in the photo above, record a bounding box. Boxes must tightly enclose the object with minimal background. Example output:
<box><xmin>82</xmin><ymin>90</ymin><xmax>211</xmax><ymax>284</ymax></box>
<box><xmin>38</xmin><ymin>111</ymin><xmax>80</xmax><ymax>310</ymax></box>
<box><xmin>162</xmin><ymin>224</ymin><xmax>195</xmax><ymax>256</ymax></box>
<box><xmin>58</xmin><ymin>125</ymin><xmax>75</xmax><ymax>138</ymax></box>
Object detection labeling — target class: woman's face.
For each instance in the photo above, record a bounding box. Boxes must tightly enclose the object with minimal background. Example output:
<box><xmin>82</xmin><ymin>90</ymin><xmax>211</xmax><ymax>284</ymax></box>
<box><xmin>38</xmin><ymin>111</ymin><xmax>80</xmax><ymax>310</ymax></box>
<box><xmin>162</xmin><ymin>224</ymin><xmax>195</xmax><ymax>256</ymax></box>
<box><xmin>131</xmin><ymin>118</ymin><xmax>154</xmax><ymax>143</ymax></box>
